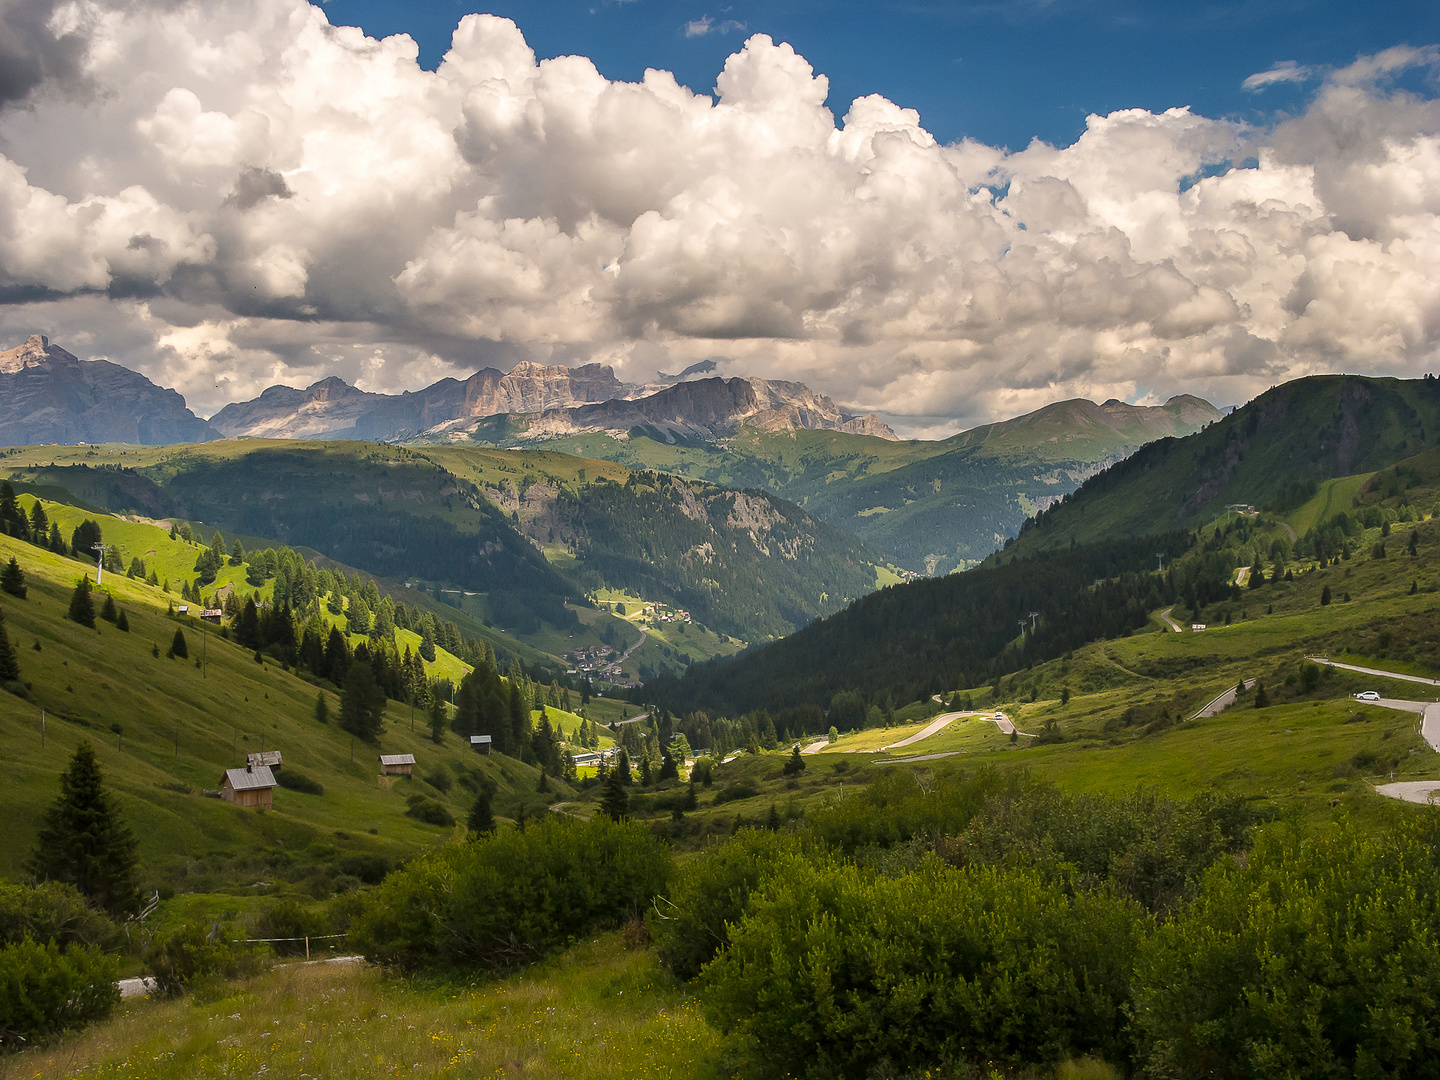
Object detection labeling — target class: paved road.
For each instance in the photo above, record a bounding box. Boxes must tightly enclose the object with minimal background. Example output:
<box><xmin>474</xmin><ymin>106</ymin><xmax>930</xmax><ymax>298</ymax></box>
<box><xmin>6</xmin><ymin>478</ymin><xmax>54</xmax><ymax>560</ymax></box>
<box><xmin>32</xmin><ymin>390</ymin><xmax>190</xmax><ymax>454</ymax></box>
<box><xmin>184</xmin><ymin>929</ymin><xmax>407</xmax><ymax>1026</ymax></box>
<box><xmin>618</xmin><ymin>628</ymin><xmax>647</xmax><ymax>663</ymax></box>
<box><xmin>1159</xmin><ymin>607</ymin><xmax>1183</xmax><ymax>633</ymax></box>
<box><xmin>874</xmin><ymin>751</ymin><xmax>966</xmax><ymax>764</ymax></box>
<box><xmin>1234</xmin><ymin>566</ymin><xmax>1250</xmax><ymax>587</ymax></box>
<box><xmin>1375</xmin><ymin>781</ymin><xmax>1440</xmax><ymax>805</ymax></box>
<box><xmin>612</xmin><ymin>711</ymin><xmax>650</xmax><ymax>727</ymax></box>
<box><xmin>1306</xmin><ymin>656</ymin><xmax>1440</xmax><ymax>689</ymax></box>
<box><xmin>800</xmin><ymin>739</ymin><xmax>831</xmax><ymax>755</ymax></box>
<box><xmin>884</xmin><ymin>711</ymin><xmax>967</xmax><ymax>749</ymax></box>
<box><xmin>1191</xmin><ymin>679</ymin><xmax>1258</xmax><ymax>719</ymax></box>
<box><xmin>1306</xmin><ymin>658</ymin><xmax>1440</xmax><ymax>753</ymax></box>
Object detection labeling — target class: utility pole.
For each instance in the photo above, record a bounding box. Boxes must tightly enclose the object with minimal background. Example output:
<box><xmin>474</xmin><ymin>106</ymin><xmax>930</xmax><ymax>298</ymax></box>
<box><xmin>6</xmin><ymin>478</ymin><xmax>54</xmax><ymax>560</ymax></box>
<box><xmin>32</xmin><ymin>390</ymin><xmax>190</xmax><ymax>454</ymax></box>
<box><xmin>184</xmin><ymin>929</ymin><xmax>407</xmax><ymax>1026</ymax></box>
<box><xmin>92</xmin><ymin>542</ymin><xmax>112</xmax><ymax>585</ymax></box>
<box><xmin>201</xmin><ymin>618</ymin><xmax>208</xmax><ymax>678</ymax></box>
<box><xmin>1156</xmin><ymin>553</ymin><xmax>1165</xmax><ymax>572</ymax></box>
<box><xmin>40</xmin><ymin>709</ymin><xmax>44</xmax><ymax>749</ymax></box>
<box><xmin>1028</xmin><ymin>611</ymin><xmax>1040</xmax><ymax>630</ymax></box>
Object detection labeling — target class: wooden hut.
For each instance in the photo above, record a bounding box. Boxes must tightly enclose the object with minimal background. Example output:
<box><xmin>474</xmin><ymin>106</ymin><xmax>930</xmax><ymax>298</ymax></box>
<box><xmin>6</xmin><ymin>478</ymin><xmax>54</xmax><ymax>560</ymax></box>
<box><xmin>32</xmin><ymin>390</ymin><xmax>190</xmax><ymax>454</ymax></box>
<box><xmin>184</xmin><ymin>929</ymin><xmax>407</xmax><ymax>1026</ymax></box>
<box><xmin>247</xmin><ymin>750</ymin><xmax>283</xmax><ymax>770</ymax></box>
<box><xmin>220</xmin><ymin>764</ymin><xmax>276</xmax><ymax>810</ymax></box>
<box><xmin>469</xmin><ymin>735</ymin><xmax>492</xmax><ymax>754</ymax></box>
<box><xmin>379</xmin><ymin>753</ymin><xmax>415</xmax><ymax>777</ymax></box>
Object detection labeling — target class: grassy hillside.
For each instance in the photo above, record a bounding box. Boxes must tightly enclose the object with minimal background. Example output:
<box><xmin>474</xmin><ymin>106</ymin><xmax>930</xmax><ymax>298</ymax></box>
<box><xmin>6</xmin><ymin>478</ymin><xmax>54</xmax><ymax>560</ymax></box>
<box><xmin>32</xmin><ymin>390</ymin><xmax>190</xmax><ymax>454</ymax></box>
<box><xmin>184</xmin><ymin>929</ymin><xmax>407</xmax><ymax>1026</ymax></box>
<box><xmin>999</xmin><ymin>374</ymin><xmax>1440</xmax><ymax>563</ymax></box>
<box><xmin>2</xmin><ymin>440</ymin><xmax>886</xmax><ymax>647</ymax></box>
<box><xmin>454</xmin><ymin>397</ymin><xmax>1217</xmax><ymax>573</ymax></box>
<box><xmin>0</xmin><ymin>529</ymin><xmax>573</xmax><ymax>886</ymax></box>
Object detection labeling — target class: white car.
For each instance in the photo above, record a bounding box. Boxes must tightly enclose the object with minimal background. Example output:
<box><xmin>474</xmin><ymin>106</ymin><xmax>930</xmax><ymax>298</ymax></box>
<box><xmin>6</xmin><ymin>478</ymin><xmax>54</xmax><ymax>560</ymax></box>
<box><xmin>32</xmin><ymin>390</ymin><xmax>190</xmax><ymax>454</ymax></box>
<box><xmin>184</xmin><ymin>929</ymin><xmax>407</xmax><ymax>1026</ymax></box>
<box><xmin>1355</xmin><ymin>691</ymin><xmax>1381</xmax><ymax>702</ymax></box>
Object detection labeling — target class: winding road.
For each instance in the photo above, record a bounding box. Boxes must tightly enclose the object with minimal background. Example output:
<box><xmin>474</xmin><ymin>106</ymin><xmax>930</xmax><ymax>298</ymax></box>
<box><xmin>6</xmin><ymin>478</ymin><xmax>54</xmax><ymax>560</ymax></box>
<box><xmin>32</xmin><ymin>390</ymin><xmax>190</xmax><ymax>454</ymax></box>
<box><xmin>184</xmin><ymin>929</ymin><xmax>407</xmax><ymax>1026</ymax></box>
<box><xmin>1191</xmin><ymin>679</ymin><xmax>1258</xmax><ymax>719</ymax></box>
<box><xmin>1159</xmin><ymin>607</ymin><xmax>1184</xmax><ymax>633</ymax></box>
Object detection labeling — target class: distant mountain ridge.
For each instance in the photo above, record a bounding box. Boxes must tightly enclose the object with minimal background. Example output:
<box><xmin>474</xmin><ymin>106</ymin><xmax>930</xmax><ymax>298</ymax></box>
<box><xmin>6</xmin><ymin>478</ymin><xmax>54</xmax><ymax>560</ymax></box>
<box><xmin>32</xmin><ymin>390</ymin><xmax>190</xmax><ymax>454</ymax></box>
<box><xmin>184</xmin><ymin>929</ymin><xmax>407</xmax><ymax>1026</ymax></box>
<box><xmin>0</xmin><ymin>335</ymin><xmax>218</xmax><ymax>446</ymax></box>
<box><xmin>213</xmin><ymin>367</ymin><xmax>896</xmax><ymax>443</ymax></box>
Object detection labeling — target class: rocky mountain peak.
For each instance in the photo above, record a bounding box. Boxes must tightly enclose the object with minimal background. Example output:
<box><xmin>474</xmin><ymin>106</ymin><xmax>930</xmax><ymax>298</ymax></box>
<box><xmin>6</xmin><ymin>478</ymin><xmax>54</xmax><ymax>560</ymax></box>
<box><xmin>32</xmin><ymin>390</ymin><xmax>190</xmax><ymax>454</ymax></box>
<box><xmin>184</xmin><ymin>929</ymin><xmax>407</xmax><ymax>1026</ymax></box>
<box><xmin>0</xmin><ymin>334</ymin><xmax>75</xmax><ymax>374</ymax></box>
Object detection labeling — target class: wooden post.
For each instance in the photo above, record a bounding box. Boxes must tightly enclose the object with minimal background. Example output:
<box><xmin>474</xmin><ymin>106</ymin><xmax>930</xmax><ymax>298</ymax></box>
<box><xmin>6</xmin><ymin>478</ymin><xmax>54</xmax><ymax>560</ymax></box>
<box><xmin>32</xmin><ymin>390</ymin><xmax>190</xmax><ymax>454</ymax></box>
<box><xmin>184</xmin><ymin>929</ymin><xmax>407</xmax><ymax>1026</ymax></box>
<box><xmin>305</xmin><ymin>936</ymin><xmax>310</xmax><ymax>960</ymax></box>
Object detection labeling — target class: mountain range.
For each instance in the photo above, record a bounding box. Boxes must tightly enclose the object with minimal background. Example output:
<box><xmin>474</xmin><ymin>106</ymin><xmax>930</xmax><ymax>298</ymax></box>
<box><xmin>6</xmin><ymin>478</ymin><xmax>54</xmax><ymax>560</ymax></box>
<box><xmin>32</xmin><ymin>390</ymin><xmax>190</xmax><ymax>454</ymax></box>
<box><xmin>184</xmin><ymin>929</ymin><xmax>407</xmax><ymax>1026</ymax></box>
<box><xmin>0</xmin><ymin>334</ymin><xmax>1218</xmax><ymax>572</ymax></box>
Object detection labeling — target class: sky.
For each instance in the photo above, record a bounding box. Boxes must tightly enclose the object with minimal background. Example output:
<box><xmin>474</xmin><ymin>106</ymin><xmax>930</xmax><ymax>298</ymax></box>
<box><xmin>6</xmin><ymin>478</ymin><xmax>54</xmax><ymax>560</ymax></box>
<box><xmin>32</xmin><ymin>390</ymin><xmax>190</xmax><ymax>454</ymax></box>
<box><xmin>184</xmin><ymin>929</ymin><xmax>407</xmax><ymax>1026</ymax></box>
<box><xmin>0</xmin><ymin>0</ymin><xmax>1438</xmax><ymax>436</ymax></box>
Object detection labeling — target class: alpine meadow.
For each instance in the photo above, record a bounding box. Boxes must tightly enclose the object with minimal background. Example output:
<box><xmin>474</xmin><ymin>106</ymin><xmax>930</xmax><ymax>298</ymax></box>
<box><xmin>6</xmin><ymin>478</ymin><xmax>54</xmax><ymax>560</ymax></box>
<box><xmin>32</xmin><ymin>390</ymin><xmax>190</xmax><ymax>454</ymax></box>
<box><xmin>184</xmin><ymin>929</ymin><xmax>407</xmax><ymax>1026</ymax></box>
<box><xmin>5</xmin><ymin>3</ymin><xmax>1440</xmax><ymax>1079</ymax></box>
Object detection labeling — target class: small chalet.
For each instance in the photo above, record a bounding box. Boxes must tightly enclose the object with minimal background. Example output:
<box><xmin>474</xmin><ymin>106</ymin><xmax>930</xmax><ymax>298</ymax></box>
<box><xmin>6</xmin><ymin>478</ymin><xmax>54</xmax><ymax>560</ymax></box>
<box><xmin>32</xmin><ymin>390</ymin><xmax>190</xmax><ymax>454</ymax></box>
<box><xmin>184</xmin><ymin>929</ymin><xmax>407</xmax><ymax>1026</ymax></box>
<box><xmin>470</xmin><ymin>735</ymin><xmax>492</xmax><ymax>754</ymax></box>
<box><xmin>247</xmin><ymin>750</ymin><xmax>283</xmax><ymax>770</ymax></box>
<box><xmin>220</xmin><ymin>764</ymin><xmax>276</xmax><ymax>810</ymax></box>
<box><xmin>379</xmin><ymin>753</ymin><xmax>415</xmax><ymax>777</ymax></box>
<box><xmin>199</xmin><ymin>609</ymin><xmax>223</xmax><ymax>624</ymax></box>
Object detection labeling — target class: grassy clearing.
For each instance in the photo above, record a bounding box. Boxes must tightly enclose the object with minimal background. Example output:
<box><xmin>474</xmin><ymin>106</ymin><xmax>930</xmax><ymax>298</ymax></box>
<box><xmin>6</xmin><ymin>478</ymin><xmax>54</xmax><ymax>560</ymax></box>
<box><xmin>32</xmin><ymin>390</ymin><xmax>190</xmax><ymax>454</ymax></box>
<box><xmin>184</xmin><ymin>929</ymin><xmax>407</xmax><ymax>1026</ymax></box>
<box><xmin>2</xmin><ymin>936</ymin><xmax>724</xmax><ymax>1080</ymax></box>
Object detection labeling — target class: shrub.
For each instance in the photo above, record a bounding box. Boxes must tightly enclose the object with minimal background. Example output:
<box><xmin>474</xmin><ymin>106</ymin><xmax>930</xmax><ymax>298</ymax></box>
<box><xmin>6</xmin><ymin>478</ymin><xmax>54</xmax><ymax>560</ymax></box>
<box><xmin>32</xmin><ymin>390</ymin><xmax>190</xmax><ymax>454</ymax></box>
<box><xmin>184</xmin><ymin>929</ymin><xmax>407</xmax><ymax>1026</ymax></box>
<box><xmin>254</xmin><ymin>899</ymin><xmax>326</xmax><ymax>956</ymax></box>
<box><xmin>404</xmin><ymin>795</ymin><xmax>455</xmax><ymax>827</ymax></box>
<box><xmin>652</xmin><ymin>828</ymin><xmax>807</xmax><ymax>981</ymax></box>
<box><xmin>713</xmin><ymin>779</ymin><xmax>760</xmax><ymax>804</ymax></box>
<box><xmin>275</xmin><ymin>769</ymin><xmax>324</xmax><ymax>795</ymax></box>
<box><xmin>0</xmin><ymin>938</ymin><xmax>119</xmax><ymax>1049</ymax></box>
<box><xmin>0</xmin><ymin>882</ymin><xmax>116</xmax><ymax>949</ymax></box>
<box><xmin>352</xmin><ymin>815</ymin><xmax>671</xmax><ymax>971</ymax></box>
<box><xmin>1133</xmin><ymin>822</ymin><xmax>1440</xmax><ymax>1078</ymax></box>
<box><xmin>143</xmin><ymin>923</ymin><xmax>267</xmax><ymax>999</ymax></box>
<box><xmin>337</xmin><ymin>853</ymin><xmax>391</xmax><ymax>885</ymax></box>
<box><xmin>700</xmin><ymin>858</ymin><xmax>1143</xmax><ymax>1077</ymax></box>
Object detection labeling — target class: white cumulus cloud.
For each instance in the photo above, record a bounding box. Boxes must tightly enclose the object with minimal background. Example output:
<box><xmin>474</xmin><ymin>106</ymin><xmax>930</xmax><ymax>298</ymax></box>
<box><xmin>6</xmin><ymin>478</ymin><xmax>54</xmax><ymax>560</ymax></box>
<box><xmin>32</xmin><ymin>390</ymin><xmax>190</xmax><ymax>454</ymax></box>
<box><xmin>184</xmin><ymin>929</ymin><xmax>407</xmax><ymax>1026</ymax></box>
<box><xmin>0</xmin><ymin>0</ymin><xmax>1437</xmax><ymax>435</ymax></box>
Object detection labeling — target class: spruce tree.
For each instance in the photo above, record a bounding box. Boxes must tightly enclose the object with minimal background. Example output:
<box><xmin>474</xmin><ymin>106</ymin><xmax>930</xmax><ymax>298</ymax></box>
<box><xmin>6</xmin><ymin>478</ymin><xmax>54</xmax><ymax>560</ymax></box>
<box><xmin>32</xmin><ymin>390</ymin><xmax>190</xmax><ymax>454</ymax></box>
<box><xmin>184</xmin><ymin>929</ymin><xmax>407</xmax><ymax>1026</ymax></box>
<box><xmin>0</xmin><ymin>481</ymin><xmax>24</xmax><ymax>538</ymax></box>
<box><xmin>782</xmin><ymin>744</ymin><xmax>806</xmax><ymax>776</ymax></box>
<box><xmin>100</xmin><ymin>593</ymin><xmax>118</xmax><ymax>623</ymax></box>
<box><xmin>599</xmin><ymin>768</ymin><xmax>629</xmax><ymax>821</ymax></box>
<box><xmin>428</xmin><ymin>695</ymin><xmax>447</xmax><ymax>744</ymax></box>
<box><xmin>467</xmin><ymin>788</ymin><xmax>494</xmax><ymax>833</ymax></box>
<box><xmin>1</xmin><ymin>556</ymin><xmax>26</xmax><ymax>598</ymax></box>
<box><xmin>168</xmin><ymin>627</ymin><xmax>188</xmax><ymax>659</ymax></box>
<box><xmin>48</xmin><ymin>522</ymin><xmax>66</xmax><ymax>555</ymax></box>
<box><xmin>28</xmin><ymin>500</ymin><xmax>48</xmax><ymax>544</ymax></box>
<box><xmin>26</xmin><ymin>741</ymin><xmax>139</xmax><ymax>916</ymax></box>
<box><xmin>419</xmin><ymin>623</ymin><xmax>437</xmax><ymax>662</ymax></box>
<box><xmin>68</xmin><ymin>576</ymin><xmax>96</xmax><ymax>628</ymax></box>
<box><xmin>1254</xmin><ymin>679</ymin><xmax>1269</xmax><ymax>708</ymax></box>
<box><xmin>314</xmin><ymin>689</ymin><xmax>330</xmax><ymax>724</ymax></box>
<box><xmin>338</xmin><ymin>661</ymin><xmax>386</xmax><ymax>741</ymax></box>
<box><xmin>115</xmin><ymin>609</ymin><xmax>130</xmax><ymax>632</ymax></box>
<box><xmin>0</xmin><ymin>606</ymin><xmax>20</xmax><ymax>682</ymax></box>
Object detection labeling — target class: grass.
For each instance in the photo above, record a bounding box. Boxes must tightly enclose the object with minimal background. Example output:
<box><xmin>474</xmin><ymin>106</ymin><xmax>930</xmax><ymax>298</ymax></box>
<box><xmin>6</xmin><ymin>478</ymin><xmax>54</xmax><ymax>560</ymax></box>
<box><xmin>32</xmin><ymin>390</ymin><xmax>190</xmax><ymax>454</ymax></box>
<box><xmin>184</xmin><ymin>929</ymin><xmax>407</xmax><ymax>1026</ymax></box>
<box><xmin>0</xmin><ymin>529</ymin><xmax>566</xmax><ymax>885</ymax></box>
<box><xmin>2</xmin><ymin>934</ymin><xmax>725</xmax><ymax>1080</ymax></box>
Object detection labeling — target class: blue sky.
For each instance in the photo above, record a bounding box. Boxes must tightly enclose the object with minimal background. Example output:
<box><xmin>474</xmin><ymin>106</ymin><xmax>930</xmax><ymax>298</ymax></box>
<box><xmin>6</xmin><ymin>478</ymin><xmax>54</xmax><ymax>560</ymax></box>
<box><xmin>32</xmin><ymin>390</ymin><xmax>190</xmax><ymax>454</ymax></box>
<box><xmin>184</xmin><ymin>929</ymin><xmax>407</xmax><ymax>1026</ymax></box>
<box><xmin>324</xmin><ymin>0</ymin><xmax>1440</xmax><ymax>148</ymax></box>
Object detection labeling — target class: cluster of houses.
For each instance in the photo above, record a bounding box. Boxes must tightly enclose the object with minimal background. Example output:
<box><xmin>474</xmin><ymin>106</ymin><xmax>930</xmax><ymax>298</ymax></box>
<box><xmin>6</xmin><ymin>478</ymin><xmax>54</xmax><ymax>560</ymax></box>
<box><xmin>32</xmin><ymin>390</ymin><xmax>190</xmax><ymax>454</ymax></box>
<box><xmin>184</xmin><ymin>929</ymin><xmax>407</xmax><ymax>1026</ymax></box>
<box><xmin>567</xmin><ymin>643</ymin><xmax>620</xmax><ymax>678</ymax></box>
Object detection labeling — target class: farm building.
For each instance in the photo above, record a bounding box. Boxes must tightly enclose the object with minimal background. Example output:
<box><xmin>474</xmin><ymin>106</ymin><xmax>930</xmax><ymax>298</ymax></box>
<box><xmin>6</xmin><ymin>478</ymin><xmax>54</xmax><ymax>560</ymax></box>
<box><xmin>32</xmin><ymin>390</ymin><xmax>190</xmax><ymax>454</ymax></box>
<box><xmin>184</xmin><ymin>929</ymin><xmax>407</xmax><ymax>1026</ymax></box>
<box><xmin>199</xmin><ymin>608</ymin><xmax>223</xmax><ymax>624</ymax></box>
<box><xmin>379</xmin><ymin>753</ymin><xmax>415</xmax><ymax>776</ymax></box>
<box><xmin>470</xmin><ymin>735</ymin><xmax>492</xmax><ymax>754</ymax></box>
<box><xmin>247</xmin><ymin>750</ymin><xmax>283</xmax><ymax>770</ymax></box>
<box><xmin>220</xmin><ymin>765</ymin><xmax>276</xmax><ymax>810</ymax></box>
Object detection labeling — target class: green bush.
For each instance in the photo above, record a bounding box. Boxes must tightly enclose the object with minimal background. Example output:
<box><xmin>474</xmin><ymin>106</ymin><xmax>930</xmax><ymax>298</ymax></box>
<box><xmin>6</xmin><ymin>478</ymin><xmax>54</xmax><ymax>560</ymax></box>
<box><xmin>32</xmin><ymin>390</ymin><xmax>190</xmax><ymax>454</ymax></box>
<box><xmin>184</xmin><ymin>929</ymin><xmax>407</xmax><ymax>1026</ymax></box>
<box><xmin>652</xmin><ymin>828</ymin><xmax>808</xmax><ymax>981</ymax></box>
<box><xmin>352</xmin><ymin>815</ymin><xmax>671</xmax><ymax>971</ymax></box>
<box><xmin>0</xmin><ymin>882</ymin><xmax>117</xmax><ymax>949</ymax></box>
<box><xmin>712</xmin><ymin>779</ymin><xmax>760</xmax><ymax>804</ymax></box>
<box><xmin>143</xmin><ymin>923</ymin><xmax>267</xmax><ymax>999</ymax></box>
<box><xmin>254</xmin><ymin>898</ymin><xmax>328</xmax><ymax>956</ymax></box>
<box><xmin>1132</xmin><ymin>821</ymin><xmax>1440</xmax><ymax>1078</ymax></box>
<box><xmin>700</xmin><ymin>857</ymin><xmax>1143</xmax><ymax>1077</ymax></box>
<box><xmin>0</xmin><ymin>938</ymin><xmax>119</xmax><ymax>1049</ymax></box>
<box><xmin>404</xmin><ymin>795</ymin><xmax>455</xmax><ymax>827</ymax></box>
<box><xmin>274</xmin><ymin>769</ymin><xmax>324</xmax><ymax>795</ymax></box>
<box><xmin>337</xmin><ymin>853</ymin><xmax>391</xmax><ymax>885</ymax></box>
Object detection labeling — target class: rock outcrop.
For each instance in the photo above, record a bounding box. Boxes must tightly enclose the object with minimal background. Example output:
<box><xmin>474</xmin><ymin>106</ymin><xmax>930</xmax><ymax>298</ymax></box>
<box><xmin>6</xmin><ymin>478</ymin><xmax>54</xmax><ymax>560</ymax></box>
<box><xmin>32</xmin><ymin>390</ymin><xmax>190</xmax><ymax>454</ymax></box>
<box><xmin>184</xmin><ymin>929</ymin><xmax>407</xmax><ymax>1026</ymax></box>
<box><xmin>0</xmin><ymin>336</ymin><xmax>217</xmax><ymax>446</ymax></box>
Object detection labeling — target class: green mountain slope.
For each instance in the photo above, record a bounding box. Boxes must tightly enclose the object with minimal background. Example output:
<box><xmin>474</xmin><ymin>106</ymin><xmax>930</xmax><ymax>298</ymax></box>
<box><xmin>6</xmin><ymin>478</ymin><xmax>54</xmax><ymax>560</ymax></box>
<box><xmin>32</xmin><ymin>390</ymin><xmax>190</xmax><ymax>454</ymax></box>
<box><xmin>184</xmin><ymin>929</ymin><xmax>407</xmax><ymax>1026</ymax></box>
<box><xmin>0</xmin><ymin>529</ymin><xmax>562</xmax><ymax>884</ymax></box>
<box><xmin>999</xmin><ymin>375</ymin><xmax>1440</xmax><ymax>563</ymax></box>
<box><xmin>2</xmin><ymin>440</ymin><xmax>888</xmax><ymax>647</ymax></box>
<box><xmin>459</xmin><ymin>395</ymin><xmax>1218</xmax><ymax>572</ymax></box>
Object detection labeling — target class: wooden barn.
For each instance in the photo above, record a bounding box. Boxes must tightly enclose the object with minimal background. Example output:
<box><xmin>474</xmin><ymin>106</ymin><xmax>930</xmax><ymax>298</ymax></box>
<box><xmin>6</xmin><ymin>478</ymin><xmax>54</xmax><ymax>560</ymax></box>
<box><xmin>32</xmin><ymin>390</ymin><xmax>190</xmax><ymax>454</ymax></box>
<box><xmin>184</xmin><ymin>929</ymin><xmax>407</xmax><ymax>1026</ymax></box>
<box><xmin>220</xmin><ymin>764</ymin><xmax>276</xmax><ymax>810</ymax></box>
<box><xmin>469</xmin><ymin>735</ymin><xmax>492</xmax><ymax>754</ymax></box>
<box><xmin>379</xmin><ymin>753</ymin><xmax>415</xmax><ymax>777</ymax></box>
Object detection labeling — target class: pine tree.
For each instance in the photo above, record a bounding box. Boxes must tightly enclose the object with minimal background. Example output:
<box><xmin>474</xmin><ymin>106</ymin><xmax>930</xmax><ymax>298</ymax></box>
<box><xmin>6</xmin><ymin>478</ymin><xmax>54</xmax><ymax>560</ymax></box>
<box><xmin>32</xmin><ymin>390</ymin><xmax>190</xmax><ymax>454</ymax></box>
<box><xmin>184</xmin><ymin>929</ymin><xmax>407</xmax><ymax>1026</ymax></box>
<box><xmin>428</xmin><ymin>695</ymin><xmax>447</xmax><ymax>744</ymax></box>
<box><xmin>419</xmin><ymin>622</ymin><xmax>437</xmax><ymax>662</ymax></box>
<box><xmin>26</xmin><ymin>741</ymin><xmax>139</xmax><ymax>916</ymax></box>
<box><xmin>68</xmin><ymin>576</ymin><xmax>96</xmax><ymax>628</ymax></box>
<box><xmin>599</xmin><ymin>768</ymin><xmax>629</xmax><ymax>821</ymax></box>
<box><xmin>782</xmin><ymin>744</ymin><xmax>806</xmax><ymax>776</ymax></box>
<box><xmin>614</xmin><ymin>748</ymin><xmax>632</xmax><ymax>784</ymax></box>
<box><xmin>168</xmin><ymin>627</ymin><xmax>188</xmax><ymax>659</ymax></box>
<box><xmin>314</xmin><ymin>690</ymin><xmax>330</xmax><ymax>725</ymax></box>
<box><xmin>1254</xmin><ymin>679</ymin><xmax>1269</xmax><ymax>708</ymax></box>
<box><xmin>27</xmin><ymin>500</ymin><xmax>48</xmax><ymax>545</ymax></box>
<box><xmin>1</xmin><ymin>556</ymin><xmax>26</xmax><ymax>598</ymax></box>
<box><xmin>467</xmin><ymin>788</ymin><xmax>494</xmax><ymax>833</ymax></box>
<box><xmin>100</xmin><ymin>593</ymin><xmax>118</xmax><ymax>623</ymax></box>
<box><xmin>48</xmin><ymin>522</ymin><xmax>66</xmax><ymax>555</ymax></box>
<box><xmin>659</xmin><ymin>749</ymin><xmax>679</xmax><ymax>781</ymax></box>
<box><xmin>0</xmin><ymin>481</ymin><xmax>25</xmax><ymax>538</ymax></box>
<box><xmin>115</xmin><ymin>609</ymin><xmax>130</xmax><ymax>632</ymax></box>
<box><xmin>0</xmin><ymin>606</ymin><xmax>20</xmax><ymax>682</ymax></box>
<box><xmin>338</xmin><ymin>661</ymin><xmax>386</xmax><ymax>741</ymax></box>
